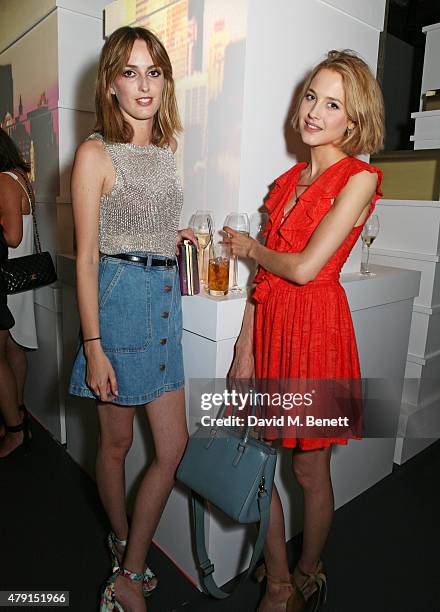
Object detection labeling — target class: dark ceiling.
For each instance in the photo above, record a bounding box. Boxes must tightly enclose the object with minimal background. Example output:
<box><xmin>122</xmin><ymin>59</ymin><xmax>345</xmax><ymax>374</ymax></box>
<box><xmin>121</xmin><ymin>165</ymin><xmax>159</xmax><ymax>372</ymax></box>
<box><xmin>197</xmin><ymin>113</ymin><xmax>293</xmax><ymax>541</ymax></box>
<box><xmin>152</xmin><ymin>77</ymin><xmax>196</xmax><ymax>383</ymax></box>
<box><xmin>383</xmin><ymin>0</ymin><xmax>440</xmax><ymax>149</ymax></box>
<box><xmin>388</xmin><ymin>0</ymin><xmax>440</xmax><ymax>47</ymax></box>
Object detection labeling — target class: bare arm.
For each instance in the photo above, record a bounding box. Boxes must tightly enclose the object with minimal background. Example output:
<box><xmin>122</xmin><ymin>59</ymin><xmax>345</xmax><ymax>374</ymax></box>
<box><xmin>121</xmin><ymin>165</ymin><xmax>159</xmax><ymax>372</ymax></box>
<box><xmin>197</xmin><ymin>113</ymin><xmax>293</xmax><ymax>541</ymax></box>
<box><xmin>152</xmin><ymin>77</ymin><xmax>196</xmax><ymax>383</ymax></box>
<box><xmin>0</xmin><ymin>175</ymin><xmax>23</xmax><ymax>247</ymax></box>
<box><xmin>71</xmin><ymin>140</ymin><xmax>118</xmax><ymax>400</ymax></box>
<box><xmin>228</xmin><ymin>288</ymin><xmax>256</xmax><ymax>378</ymax></box>
<box><xmin>225</xmin><ymin>170</ymin><xmax>378</xmax><ymax>285</ymax></box>
<box><xmin>236</xmin><ymin>292</ymin><xmax>255</xmax><ymax>353</ymax></box>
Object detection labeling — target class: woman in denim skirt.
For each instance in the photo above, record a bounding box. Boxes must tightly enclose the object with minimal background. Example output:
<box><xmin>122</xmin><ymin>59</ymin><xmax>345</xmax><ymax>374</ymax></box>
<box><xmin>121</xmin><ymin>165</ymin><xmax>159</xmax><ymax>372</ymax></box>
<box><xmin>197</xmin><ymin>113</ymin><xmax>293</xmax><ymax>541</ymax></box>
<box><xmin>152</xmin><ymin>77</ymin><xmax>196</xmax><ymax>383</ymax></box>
<box><xmin>69</xmin><ymin>26</ymin><xmax>197</xmax><ymax>612</ymax></box>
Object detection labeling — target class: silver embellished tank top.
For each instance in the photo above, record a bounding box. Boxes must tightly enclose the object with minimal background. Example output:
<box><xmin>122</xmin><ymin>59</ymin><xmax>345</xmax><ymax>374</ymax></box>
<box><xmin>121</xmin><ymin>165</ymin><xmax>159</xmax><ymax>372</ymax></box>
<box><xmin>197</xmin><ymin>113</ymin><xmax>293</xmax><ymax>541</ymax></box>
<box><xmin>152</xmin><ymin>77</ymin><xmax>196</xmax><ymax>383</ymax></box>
<box><xmin>88</xmin><ymin>133</ymin><xmax>183</xmax><ymax>257</ymax></box>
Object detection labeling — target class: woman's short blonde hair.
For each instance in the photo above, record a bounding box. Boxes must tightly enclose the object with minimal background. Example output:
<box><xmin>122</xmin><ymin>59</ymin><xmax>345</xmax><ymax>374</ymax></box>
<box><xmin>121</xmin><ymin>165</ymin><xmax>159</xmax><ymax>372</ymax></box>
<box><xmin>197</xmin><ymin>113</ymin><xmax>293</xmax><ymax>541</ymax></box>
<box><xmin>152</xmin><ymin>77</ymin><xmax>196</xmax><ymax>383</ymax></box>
<box><xmin>291</xmin><ymin>50</ymin><xmax>384</xmax><ymax>155</ymax></box>
<box><xmin>95</xmin><ymin>26</ymin><xmax>182</xmax><ymax>147</ymax></box>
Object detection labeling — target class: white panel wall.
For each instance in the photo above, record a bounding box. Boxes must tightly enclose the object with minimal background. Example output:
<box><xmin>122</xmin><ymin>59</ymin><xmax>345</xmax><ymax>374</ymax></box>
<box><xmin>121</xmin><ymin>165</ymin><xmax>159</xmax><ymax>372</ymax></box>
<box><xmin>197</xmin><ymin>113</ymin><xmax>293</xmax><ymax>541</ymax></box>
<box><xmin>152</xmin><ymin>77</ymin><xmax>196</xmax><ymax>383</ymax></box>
<box><xmin>318</xmin><ymin>0</ymin><xmax>386</xmax><ymax>30</ymax></box>
<box><xmin>413</xmin><ymin>111</ymin><xmax>440</xmax><ymax>141</ymax></box>
<box><xmin>372</xmin><ymin>200</ymin><xmax>440</xmax><ymax>256</ymax></box>
<box><xmin>57</xmin><ymin>7</ymin><xmax>104</xmax><ymax>112</ymax></box>
<box><xmin>35</xmin><ymin>201</ymin><xmax>58</xmax><ymax>260</ymax></box>
<box><xmin>57</xmin><ymin>108</ymin><xmax>96</xmax><ymax>203</ymax></box>
<box><xmin>26</xmin><ymin>286</ymin><xmax>64</xmax><ymax>442</ymax></box>
<box><xmin>370</xmin><ymin>185</ymin><xmax>440</xmax><ymax>462</ymax></box>
<box><xmin>56</xmin><ymin>0</ymin><xmax>108</xmax><ymax>19</ymax></box>
<box><xmin>55</xmin><ymin>2</ymin><xmax>107</xmax><ymax>260</ymax></box>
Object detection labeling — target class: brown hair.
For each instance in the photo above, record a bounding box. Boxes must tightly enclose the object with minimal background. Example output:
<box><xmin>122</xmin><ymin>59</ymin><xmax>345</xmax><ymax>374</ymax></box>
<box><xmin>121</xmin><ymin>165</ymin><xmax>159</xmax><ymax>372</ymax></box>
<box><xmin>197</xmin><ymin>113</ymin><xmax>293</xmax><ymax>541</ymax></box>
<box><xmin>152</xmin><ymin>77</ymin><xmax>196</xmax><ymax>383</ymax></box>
<box><xmin>0</xmin><ymin>128</ymin><xmax>31</xmax><ymax>173</ymax></box>
<box><xmin>94</xmin><ymin>26</ymin><xmax>182</xmax><ymax>146</ymax></box>
<box><xmin>291</xmin><ymin>50</ymin><xmax>384</xmax><ymax>155</ymax></box>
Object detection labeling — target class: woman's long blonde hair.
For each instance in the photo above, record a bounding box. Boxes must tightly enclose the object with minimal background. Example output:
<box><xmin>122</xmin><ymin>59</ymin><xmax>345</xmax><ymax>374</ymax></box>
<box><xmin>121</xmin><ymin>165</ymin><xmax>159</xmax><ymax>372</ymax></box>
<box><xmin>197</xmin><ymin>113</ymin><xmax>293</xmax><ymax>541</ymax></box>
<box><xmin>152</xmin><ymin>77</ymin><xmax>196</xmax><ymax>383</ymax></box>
<box><xmin>95</xmin><ymin>26</ymin><xmax>182</xmax><ymax>146</ymax></box>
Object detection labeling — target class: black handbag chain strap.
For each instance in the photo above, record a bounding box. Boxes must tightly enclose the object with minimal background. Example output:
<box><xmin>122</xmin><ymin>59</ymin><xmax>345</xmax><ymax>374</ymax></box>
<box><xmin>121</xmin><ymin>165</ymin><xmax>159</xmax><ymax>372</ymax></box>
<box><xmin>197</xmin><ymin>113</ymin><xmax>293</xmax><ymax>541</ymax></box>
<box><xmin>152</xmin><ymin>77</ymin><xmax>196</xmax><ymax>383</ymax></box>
<box><xmin>15</xmin><ymin>170</ymin><xmax>42</xmax><ymax>254</ymax></box>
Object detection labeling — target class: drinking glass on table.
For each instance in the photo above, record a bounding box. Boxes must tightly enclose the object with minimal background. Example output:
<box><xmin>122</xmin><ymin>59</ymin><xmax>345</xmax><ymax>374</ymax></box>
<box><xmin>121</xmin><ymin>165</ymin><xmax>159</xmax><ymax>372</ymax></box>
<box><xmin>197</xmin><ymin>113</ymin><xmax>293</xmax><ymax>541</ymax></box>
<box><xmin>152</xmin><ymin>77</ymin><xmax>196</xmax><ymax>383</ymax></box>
<box><xmin>224</xmin><ymin>212</ymin><xmax>250</xmax><ymax>292</ymax></box>
<box><xmin>360</xmin><ymin>214</ymin><xmax>379</xmax><ymax>276</ymax></box>
<box><xmin>191</xmin><ymin>210</ymin><xmax>213</xmax><ymax>286</ymax></box>
<box><xmin>208</xmin><ymin>242</ymin><xmax>230</xmax><ymax>296</ymax></box>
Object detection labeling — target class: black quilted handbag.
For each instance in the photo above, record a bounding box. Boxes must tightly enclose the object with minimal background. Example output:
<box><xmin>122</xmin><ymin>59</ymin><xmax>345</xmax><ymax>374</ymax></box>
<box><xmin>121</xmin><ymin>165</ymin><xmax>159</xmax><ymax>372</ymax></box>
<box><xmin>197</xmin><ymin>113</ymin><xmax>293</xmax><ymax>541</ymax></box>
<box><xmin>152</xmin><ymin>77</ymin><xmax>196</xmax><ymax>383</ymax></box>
<box><xmin>0</xmin><ymin>176</ymin><xmax>57</xmax><ymax>294</ymax></box>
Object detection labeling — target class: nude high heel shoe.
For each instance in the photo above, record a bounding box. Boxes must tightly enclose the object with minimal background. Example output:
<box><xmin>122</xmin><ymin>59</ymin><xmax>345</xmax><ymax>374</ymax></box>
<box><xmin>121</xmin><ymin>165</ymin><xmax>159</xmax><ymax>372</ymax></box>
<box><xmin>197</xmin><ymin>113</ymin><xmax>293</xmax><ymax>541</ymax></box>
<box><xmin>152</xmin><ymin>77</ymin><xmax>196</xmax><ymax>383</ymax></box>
<box><xmin>255</xmin><ymin>564</ymin><xmax>306</xmax><ymax>612</ymax></box>
<box><xmin>292</xmin><ymin>560</ymin><xmax>327</xmax><ymax>612</ymax></box>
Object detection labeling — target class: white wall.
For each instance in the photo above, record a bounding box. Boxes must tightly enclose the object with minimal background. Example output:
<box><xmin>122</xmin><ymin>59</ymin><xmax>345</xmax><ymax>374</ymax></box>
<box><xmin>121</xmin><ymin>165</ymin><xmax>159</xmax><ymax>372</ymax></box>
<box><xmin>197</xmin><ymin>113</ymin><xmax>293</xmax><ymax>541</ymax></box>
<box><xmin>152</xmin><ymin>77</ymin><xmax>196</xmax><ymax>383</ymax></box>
<box><xmin>56</xmin><ymin>0</ymin><xmax>108</xmax><ymax>19</ymax></box>
<box><xmin>57</xmin><ymin>7</ymin><xmax>105</xmax><ymax>205</ymax></box>
<box><xmin>320</xmin><ymin>0</ymin><xmax>386</xmax><ymax>30</ymax></box>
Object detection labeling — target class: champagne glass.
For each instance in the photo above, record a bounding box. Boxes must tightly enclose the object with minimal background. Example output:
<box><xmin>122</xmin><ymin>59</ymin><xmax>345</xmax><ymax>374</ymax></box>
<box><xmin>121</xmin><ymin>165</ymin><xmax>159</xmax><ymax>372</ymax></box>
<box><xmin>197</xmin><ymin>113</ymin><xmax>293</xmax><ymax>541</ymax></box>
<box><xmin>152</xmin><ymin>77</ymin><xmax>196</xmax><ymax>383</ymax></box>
<box><xmin>250</xmin><ymin>211</ymin><xmax>269</xmax><ymax>242</ymax></box>
<box><xmin>257</xmin><ymin>212</ymin><xmax>269</xmax><ymax>243</ymax></box>
<box><xmin>224</xmin><ymin>212</ymin><xmax>250</xmax><ymax>292</ymax></box>
<box><xmin>191</xmin><ymin>210</ymin><xmax>213</xmax><ymax>286</ymax></box>
<box><xmin>360</xmin><ymin>214</ymin><xmax>379</xmax><ymax>277</ymax></box>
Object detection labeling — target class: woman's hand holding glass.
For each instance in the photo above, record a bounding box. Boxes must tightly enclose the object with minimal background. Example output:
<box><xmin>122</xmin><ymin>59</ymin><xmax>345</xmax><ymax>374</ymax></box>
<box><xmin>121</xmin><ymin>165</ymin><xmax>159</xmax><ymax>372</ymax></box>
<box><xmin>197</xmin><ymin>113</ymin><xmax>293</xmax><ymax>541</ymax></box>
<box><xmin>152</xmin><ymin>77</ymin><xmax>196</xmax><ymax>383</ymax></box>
<box><xmin>223</xmin><ymin>226</ymin><xmax>258</xmax><ymax>259</ymax></box>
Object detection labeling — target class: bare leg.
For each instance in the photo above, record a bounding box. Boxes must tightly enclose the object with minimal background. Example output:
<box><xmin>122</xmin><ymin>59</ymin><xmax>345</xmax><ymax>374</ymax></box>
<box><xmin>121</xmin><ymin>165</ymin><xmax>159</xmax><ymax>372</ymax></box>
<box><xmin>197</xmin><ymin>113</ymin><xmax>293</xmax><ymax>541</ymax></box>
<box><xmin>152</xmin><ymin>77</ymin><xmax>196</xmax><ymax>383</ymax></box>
<box><xmin>96</xmin><ymin>402</ymin><xmax>146</xmax><ymax>610</ymax></box>
<box><xmin>122</xmin><ymin>389</ymin><xmax>187</xmax><ymax>564</ymax></box>
<box><xmin>258</xmin><ymin>446</ymin><xmax>333</xmax><ymax>611</ymax></box>
<box><xmin>292</xmin><ymin>447</ymin><xmax>333</xmax><ymax>594</ymax></box>
<box><xmin>115</xmin><ymin>389</ymin><xmax>188</xmax><ymax>611</ymax></box>
<box><xmin>6</xmin><ymin>335</ymin><xmax>27</xmax><ymax>405</ymax></box>
<box><xmin>258</xmin><ymin>485</ymin><xmax>294</xmax><ymax>612</ymax></box>
<box><xmin>96</xmin><ymin>402</ymin><xmax>135</xmax><ymax>542</ymax></box>
<box><xmin>0</xmin><ymin>330</ymin><xmax>23</xmax><ymax>457</ymax></box>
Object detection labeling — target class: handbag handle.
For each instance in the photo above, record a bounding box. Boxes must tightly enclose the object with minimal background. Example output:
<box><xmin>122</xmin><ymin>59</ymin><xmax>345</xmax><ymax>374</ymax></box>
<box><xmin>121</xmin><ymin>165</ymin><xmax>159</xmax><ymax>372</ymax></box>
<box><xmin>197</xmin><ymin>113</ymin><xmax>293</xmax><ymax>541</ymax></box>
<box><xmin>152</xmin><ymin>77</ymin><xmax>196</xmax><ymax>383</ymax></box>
<box><xmin>208</xmin><ymin>387</ymin><xmax>261</xmax><ymax>450</ymax></box>
<box><xmin>192</xmin><ymin>481</ymin><xmax>271</xmax><ymax>599</ymax></box>
<box><xmin>15</xmin><ymin>170</ymin><xmax>42</xmax><ymax>254</ymax></box>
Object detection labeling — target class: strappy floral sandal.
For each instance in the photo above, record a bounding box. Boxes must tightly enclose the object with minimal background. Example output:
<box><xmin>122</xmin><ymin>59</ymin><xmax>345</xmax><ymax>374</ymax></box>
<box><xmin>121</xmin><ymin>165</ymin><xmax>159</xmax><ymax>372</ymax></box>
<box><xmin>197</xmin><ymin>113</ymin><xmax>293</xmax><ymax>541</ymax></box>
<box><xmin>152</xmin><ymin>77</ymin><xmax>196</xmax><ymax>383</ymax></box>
<box><xmin>107</xmin><ymin>532</ymin><xmax>158</xmax><ymax>597</ymax></box>
<box><xmin>255</xmin><ymin>564</ymin><xmax>306</xmax><ymax>612</ymax></box>
<box><xmin>293</xmin><ymin>560</ymin><xmax>327</xmax><ymax>612</ymax></box>
<box><xmin>100</xmin><ymin>567</ymin><xmax>143</xmax><ymax>611</ymax></box>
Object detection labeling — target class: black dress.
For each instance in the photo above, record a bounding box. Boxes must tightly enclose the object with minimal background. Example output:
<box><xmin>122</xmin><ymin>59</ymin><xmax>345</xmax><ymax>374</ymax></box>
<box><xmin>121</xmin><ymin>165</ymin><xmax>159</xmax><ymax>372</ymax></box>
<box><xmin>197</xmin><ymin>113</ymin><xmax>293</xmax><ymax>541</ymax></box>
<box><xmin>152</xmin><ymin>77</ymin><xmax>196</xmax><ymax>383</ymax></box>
<box><xmin>0</xmin><ymin>225</ymin><xmax>14</xmax><ymax>330</ymax></box>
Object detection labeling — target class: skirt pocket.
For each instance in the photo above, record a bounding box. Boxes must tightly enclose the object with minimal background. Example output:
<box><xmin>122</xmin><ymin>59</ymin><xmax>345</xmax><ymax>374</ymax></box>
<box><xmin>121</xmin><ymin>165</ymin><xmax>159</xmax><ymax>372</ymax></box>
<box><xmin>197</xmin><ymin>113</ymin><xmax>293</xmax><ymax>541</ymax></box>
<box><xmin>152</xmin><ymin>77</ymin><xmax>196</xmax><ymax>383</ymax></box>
<box><xmin>99</xmin><ymin>261</ymin><xmax>152</xmax><ymax>353</ymax></box>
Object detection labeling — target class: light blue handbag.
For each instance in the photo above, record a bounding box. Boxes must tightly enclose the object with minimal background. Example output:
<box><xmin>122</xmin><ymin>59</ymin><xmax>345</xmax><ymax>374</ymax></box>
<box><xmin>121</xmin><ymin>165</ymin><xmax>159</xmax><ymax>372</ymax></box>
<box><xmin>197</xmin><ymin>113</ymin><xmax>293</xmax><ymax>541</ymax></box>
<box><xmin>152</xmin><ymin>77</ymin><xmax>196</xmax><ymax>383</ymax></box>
<box><xmin>176</xmin><ymin>397</ymin><xmax>277</xmax><ymax>599</ymax></box>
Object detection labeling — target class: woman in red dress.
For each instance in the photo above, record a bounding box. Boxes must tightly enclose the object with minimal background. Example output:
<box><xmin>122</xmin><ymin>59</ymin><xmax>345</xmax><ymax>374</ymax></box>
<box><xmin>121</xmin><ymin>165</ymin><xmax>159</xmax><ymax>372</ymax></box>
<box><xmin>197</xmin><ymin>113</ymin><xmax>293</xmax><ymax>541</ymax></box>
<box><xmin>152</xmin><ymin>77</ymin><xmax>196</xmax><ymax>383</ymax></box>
<box><xmin>225</xmin><ymin>50</ymin><xmax>384</xmax><ymax>611</ymax></box>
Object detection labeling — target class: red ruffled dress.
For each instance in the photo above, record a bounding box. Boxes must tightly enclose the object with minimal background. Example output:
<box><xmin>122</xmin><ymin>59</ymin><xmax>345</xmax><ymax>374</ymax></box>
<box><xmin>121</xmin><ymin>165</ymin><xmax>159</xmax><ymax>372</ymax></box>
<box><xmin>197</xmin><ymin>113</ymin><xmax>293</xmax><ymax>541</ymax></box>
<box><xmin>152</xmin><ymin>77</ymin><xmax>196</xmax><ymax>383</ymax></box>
<box><xmin>253</xmin><ymin>156</ymin><xmax>383</xmax><ymax>450</ymax></box>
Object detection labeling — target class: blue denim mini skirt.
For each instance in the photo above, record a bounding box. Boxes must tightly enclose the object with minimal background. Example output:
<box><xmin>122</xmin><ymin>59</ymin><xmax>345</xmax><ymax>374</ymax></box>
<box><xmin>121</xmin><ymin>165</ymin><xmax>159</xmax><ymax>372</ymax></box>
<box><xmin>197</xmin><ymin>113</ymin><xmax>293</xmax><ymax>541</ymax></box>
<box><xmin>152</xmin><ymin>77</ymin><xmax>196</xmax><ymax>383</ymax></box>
<box><xmin>69</xmin><ymin>253</ymin><xmax>184</xmax><ymax>406</ymax></box>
